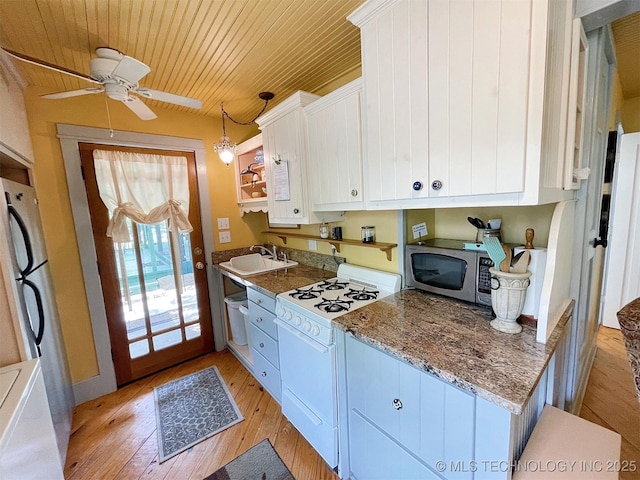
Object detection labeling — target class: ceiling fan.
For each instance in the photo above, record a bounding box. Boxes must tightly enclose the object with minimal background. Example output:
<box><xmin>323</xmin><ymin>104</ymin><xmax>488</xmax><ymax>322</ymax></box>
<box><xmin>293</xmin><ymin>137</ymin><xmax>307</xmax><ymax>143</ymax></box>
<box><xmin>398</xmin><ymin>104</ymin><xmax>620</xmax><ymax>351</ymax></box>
<box><xmin>1</xmin><ymin>47</ymin><xmax>202</xmax><ymax>120</ymax></box>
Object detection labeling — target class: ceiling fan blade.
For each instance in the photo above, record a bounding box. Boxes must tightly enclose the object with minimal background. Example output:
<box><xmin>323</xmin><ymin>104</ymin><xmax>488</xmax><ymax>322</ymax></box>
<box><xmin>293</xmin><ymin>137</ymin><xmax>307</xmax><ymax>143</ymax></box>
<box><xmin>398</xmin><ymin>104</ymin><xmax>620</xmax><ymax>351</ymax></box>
<box><xmin>136</xmin><ymin>88</ymin><xmax>202</xmax><ymax>109</ymax></box>
<box><xmin>111</xmin><ymin>55</ymin><xmax>150</xmax><ymax>84</ymax></box>
<box><xmin>122</xmin><ymin>95</ymin><xmax>157</xmax><ymax>120</ymax></box>
<box><xmin>41</xmin><ymin>87</ymin><xmax>104</xmax><ymax>99</ymax></box>
<box><xmin>1</xmin><ymin>47</ymin><xmax>100</xmax><ymax>84</ymax></box>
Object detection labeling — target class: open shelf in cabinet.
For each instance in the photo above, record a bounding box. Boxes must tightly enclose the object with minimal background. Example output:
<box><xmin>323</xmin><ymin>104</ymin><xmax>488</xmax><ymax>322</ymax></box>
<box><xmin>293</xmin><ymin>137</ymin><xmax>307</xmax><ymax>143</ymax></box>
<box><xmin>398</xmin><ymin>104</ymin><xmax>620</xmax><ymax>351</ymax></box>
<box><xmin>262</xmin><ymin>231</ymin><xmax>397</xmax><ymax>261</ymax></box>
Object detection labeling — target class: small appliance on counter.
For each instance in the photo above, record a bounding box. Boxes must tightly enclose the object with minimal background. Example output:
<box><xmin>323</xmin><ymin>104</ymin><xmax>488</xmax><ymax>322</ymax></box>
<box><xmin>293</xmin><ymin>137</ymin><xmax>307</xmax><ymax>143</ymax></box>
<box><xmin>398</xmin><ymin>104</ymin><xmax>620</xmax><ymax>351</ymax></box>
<box><xmin>405</xmin><ymin>239</ymin><xmax>493</xmax><ymax>306</ymax></box>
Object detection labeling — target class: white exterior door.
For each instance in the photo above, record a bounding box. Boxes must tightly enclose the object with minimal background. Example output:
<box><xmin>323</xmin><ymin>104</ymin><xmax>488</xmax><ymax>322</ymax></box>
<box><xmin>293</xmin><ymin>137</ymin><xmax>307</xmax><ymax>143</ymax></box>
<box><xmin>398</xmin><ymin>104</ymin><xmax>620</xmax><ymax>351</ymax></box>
<box><xmin>601</xmin><ymin>132</ymin><xmax>640</xmax><ymax>328</ymax></box>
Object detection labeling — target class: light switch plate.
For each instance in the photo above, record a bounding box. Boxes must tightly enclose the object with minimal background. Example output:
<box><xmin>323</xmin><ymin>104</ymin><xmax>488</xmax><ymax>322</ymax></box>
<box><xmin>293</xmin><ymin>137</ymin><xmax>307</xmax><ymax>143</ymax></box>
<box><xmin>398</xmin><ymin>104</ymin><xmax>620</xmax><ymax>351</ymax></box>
<box><xmin>308</xmin><ymin>239</ymin><xmax>317</xmax><ymax>251</ymax></box>
<box><xmin>217</xmin><ymin>217</ymin><xmax>230</xmax><ymax>230</ymax></box>
<box><xmin>219</xmin><ymin>231</ymin><xmax>231</xmax><ymax>243</ymax></box>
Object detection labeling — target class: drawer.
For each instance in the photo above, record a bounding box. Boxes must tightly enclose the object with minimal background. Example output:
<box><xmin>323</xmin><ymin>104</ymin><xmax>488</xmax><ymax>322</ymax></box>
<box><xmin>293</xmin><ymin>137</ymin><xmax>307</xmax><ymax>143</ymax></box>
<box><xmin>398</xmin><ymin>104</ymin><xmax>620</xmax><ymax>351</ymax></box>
<box><xmin>247</xmin><ymin>287</ymin><xmax>276</xmax><ymax>312</ymax></box>
<box><xmin>252</xmin><ymin>349</ymin><xmax>281</xmax><ymax>404</ymax></box>
<box><xmin>249</xmin><ymin>323</ymin><xmax>279</xmax><ymax>368</ymax></box>
<box><xmin>248</xmin><ymin>301</ymin><xmax>278</xmax><ymax>339</ymax></box>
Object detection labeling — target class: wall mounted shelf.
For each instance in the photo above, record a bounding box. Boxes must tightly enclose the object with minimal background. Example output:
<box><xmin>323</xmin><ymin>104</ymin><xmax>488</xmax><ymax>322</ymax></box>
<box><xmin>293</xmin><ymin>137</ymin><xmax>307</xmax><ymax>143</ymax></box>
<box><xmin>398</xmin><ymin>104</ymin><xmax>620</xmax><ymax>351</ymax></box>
<box><xmin>262</xmin><ymin>231</ymin><xmax>397</xmax><ymax>261</ymax></box>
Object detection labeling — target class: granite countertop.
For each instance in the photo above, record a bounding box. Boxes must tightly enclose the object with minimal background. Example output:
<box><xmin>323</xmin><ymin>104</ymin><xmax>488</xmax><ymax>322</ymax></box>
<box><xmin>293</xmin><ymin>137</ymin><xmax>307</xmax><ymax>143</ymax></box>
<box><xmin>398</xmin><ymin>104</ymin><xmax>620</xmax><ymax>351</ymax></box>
<box><xmin>217</xmin><ymin>263</ymin><xmax>335</xmax><ymax>298</ymax></box>
<box><xmin>332</xmin><ymin>289</ymin><xmax>573</xmax><ymax>414</ymax></box>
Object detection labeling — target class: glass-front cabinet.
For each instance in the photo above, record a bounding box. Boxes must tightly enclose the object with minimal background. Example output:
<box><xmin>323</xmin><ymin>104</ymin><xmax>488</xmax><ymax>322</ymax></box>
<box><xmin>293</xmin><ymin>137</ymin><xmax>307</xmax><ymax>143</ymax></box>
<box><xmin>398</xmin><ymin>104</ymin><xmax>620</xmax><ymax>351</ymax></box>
<box><xmin>234</xmin><ymin>134</ymin><xmax>268</xmax><ymax>215</ymax></box>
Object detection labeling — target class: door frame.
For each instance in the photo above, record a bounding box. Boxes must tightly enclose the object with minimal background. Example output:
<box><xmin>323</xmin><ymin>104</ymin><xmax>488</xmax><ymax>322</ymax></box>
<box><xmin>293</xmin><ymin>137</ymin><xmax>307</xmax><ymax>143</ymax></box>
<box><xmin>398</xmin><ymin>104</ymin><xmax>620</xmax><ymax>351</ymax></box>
<box><xmin>58</xmin><ymin>123</ymin><xmax>221</xmax><ymax>404</ymax></box>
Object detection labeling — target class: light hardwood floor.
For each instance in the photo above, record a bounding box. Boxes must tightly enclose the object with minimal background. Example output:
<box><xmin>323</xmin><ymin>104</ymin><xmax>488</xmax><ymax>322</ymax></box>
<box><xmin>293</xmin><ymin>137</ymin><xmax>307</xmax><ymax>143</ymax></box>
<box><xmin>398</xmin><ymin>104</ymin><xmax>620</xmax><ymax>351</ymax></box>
<box><xmin>64</xmin><ymin>349</ymin><xmax>339</xmax><ymax>480</ymax></box>
<box><xmin>579</xmin><ymin>326</ymin><xmax>640</xmax><ymax>480</ymax></box>
<box><xmin>65</xmin><ymin>327</ymin><xmax>640</xmax><ymax>480</ymax></box>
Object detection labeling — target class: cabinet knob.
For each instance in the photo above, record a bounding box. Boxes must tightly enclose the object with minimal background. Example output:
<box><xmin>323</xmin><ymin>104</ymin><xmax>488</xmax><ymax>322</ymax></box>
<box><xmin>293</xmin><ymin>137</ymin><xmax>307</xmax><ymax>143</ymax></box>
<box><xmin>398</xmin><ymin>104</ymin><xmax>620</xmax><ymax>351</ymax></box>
<box><xmin>261</xmin><ymin>371</ymin><xmax>267</xmax><ymax>377</ymax></box>
<box><xmin>392</xmin><ymin>398</ymin><xmax>403</xmax><ymax>410</ymax></box>
<box><xmin>260</xmin><ymin>342</ymin><xmax>265</xmax><ymax>348</ymax></box>
<box><xmin>293</xmin><ymin>208</ymin><xmax>300</xmax><ymax>214</ymax></box>
<box><xmin>431</xmin><ymin>180</ymin><xmax>443</xmax><ymax>191</ymax></box>
<box><xmin>256</xmin><ymin>316</ymin><xmax>263</xmax><ymax>323</ymax></box>
<box><xmin>257</xmin><ymin>299</ymin><xmax>262</xmax><ymax>305</ymax></box>
<box><xmin>351</xmin><ymin>189</ymin><xmax>358</xmax><ymax>197</ymax></box>
<box><xmin>412</xmin><ymin>181</ymin><xmax>423</xmax><ymax>191</ymax></box>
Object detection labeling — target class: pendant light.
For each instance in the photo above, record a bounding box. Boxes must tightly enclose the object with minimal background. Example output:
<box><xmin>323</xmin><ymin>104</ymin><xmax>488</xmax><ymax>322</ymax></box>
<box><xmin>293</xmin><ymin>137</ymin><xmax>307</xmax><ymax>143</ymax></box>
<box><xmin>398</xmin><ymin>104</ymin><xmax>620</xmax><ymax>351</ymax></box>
<box><xmin>214</xmin><ymin>92</ymin><xmax>275</xmax><ymax>165</ymax></box>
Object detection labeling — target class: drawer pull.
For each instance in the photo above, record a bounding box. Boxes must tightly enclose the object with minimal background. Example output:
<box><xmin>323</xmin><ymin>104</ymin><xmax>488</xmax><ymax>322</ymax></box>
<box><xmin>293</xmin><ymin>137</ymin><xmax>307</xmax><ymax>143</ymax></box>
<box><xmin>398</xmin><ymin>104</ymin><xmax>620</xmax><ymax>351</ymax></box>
<box><xmin>261</xmin><ymin>371</ymin><xmax>267</xmax><ymax>377</ymax></box>
<box><xmin>392</xmin><ymin>398</ymin><xmax>403</xmax><ymax>410</ymax></box>
<box><xmin>259</xmin><ymin>342</ymin><xmax>265</xmax><ymax>348</ymax></box>
<box><xmin>256</xmin><ymin>298</ymin><xmax>262</xmax><ymax>305</ymax></box>
<box><xmin>256</xmin><ymin>316</ymin><xmax>263</xmax><ymax>323</ymax></box>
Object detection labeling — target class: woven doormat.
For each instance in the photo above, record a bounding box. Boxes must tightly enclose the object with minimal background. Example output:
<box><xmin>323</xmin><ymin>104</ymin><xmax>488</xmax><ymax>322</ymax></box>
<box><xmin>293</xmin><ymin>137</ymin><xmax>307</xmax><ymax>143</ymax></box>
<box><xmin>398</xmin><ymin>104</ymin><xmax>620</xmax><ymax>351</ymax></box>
<box><xmin>154</xmin><ymin>366</ymin><xmax>243</xmax><ymax>462</ymax></box>
<box><xmin>204</xmin><ymin>439</ymin><xmax>295</xmax><ymax>480</ymax></box>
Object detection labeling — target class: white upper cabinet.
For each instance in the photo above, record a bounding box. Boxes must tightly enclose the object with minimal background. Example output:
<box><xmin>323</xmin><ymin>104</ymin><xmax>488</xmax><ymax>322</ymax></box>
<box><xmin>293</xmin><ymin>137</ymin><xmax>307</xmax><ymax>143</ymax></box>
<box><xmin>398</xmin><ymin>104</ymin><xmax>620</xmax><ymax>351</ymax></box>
<box><xmin>257</xmin><ymin>92</ymin><xmax>345</xmax><ymax>225</ymax></box>
<box><xmin>348</xmin><ymin>0</ymin><xmax>577</xmax><ymax>208</ymax></box>
<box><xmin>233</xmin><ymin>134</ymin><xmax>268</xmax><ymax>216</ymax></box>
<box><xmin>305</xmin><ymin>78</ymin><xmax>364</xmax><ymax>211</ymax></box>
<box><xmin>0</xmin><ymin>54</ymin><xmax>34</xmax><ymax>166</ymax></box>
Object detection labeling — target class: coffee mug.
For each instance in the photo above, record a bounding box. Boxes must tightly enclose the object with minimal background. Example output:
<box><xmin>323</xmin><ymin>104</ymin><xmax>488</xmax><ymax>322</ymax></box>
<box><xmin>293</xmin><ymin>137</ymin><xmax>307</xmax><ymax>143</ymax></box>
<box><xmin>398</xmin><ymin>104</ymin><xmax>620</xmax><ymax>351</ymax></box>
<box><xmin>331</xmin><ymin>227</ymin><xmax>342</xmax><ymax>240</ymax></box>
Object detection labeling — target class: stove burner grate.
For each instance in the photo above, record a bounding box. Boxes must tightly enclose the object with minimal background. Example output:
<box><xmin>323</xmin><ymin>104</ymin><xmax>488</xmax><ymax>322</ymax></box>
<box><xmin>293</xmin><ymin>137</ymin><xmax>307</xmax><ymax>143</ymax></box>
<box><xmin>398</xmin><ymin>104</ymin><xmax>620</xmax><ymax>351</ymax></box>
<box><xmin>289</xmin><ymin>286</ymin><xmax>324</xmax><ymax>300</ymax></box>
<box><xmin>315</xmin><ymin>296</ymin><xmax>354</xmax><ymax>313</ymax></box>
<box><xmin>318</xmin><ymin>279</ymin><xmax>349</xmax><ymax>291</ymax></box>
<box><xmin>344</xmin><ymin>287</ymin><xmax>380</xmax><ymax>301</ymax></box>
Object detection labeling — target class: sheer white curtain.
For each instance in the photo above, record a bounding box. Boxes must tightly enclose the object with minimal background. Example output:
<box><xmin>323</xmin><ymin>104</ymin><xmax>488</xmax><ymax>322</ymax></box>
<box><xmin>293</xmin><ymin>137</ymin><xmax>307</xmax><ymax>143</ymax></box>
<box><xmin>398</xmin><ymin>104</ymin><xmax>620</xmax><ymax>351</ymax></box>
<box><xmin>92</xmin><ymin>149</ymin><xmax>193</xmax><ymax>242</ymax></box>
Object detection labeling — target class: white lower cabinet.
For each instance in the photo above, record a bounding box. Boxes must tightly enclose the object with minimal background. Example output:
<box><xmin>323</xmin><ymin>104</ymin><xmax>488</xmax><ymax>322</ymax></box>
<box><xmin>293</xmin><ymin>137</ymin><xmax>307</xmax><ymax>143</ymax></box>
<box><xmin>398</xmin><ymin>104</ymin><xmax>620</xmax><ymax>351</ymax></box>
<box><xmin>345</xmin><ymin>335</ymin><xmax>542</xmax><ymax>480</ymax></box>
<box><xmin>247</xmin><ymin>287</ymin><xmax>281</xmax><ymax>403</ymax></box>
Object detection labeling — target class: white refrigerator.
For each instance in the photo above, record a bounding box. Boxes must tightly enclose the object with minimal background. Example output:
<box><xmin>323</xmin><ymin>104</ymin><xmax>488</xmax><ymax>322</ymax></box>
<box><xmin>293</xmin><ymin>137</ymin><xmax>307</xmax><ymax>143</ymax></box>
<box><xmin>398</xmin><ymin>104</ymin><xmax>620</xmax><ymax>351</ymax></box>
<box><xmin>1</xmin><ymin>178</ymin><xmax>74</xmax><ymax>465</ymax></box>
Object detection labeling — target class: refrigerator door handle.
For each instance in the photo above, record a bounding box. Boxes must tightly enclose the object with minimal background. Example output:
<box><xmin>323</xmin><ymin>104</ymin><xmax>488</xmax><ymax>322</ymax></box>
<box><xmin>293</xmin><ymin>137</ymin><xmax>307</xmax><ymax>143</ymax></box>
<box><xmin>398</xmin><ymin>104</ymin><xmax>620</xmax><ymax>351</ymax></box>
<box><xmin>7</xmin><ymin>201</ymin><xmax>35</xmax><ymax>276</ymax></box>
<box><xmin>21</xmin><ymin>277</ymin><xmax>45</xmax><ymax>356</ymax></box>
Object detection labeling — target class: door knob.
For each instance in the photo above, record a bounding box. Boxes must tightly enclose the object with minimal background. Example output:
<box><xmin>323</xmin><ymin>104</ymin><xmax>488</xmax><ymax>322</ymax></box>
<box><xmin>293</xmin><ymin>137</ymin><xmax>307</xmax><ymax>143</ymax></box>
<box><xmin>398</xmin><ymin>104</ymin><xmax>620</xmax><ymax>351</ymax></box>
<box><xmin>195</xmin><ymin>262</ymin><xmax>205</xmax><ymax>270</ymax></box>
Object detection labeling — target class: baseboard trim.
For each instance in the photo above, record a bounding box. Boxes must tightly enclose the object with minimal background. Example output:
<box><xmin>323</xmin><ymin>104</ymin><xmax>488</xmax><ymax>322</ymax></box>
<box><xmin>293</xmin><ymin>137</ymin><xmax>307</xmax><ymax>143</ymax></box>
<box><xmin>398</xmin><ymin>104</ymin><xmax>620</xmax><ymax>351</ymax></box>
<box><xmin>72</xmin><ymin>372</ymin><xmax>117</xmax><ymax>406</ymax></box>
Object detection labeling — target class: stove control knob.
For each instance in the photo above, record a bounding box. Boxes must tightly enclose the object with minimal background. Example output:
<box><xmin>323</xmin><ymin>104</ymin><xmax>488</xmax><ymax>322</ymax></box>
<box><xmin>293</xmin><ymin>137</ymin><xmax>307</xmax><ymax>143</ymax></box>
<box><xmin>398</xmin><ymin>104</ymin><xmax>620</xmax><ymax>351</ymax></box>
<box><xmin>303</xmin><ymin>322</ymin><xmax>311</xmax><ymax>332</ymax></box>
<box><xmin>283</xmin><ymin>310</ymin><xmax>292</xmax><ymax>320</ymax></box>
<box><xmin>276</xmin><ymin>306</ymin><xmax>285</xmax><ymax>316</ymax></box>
<box><xmin>293</xmin><ymin>316</ymin><xmax>302</xmax><ymax>326</ymax></box>
<box><xmin>311</xmin><ymin>325</ymin><xmax>320</xmax><ymax>336</ymax></box>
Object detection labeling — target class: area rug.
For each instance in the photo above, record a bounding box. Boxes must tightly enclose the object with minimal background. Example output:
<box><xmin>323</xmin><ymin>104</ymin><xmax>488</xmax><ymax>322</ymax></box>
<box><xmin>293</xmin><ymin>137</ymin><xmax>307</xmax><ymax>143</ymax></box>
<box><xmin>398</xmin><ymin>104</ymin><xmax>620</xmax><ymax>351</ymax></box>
<box><xmin>204</xmin><ymin>439</ymin><xmax>295</xmax><ymax>480</ymax></box>
<box><xmin>154</xmin><ymin>366</ymin><xmax>243</xmax><ymax>462</ymax></box>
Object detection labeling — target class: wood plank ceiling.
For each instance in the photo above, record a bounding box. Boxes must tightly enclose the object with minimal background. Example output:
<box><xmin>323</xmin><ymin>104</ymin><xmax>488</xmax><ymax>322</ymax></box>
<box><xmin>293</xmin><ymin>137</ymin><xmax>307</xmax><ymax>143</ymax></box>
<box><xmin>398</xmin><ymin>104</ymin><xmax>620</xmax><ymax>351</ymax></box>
<box><xmin>0</xmin><ymin>0</ymin><xmax>365</xmax><ymax>120</ymax></box>
<box><xmin>611</xmin><ymin>11</ymin><xmax>640</xmax><ymax>98</ymax></box>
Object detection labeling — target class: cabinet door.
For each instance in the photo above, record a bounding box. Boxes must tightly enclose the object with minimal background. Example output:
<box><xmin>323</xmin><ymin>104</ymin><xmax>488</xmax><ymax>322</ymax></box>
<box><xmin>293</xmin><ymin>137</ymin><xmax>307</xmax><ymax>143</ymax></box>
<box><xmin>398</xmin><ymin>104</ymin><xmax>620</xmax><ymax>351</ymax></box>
<box><xmin>262</xmin><ymin>106</ymin><xmax>315</xmax><ymax>223</ymax></box>
<box><xmin>358</xmin><ymin>0</ymin><xmax>429</xmax><ymax>203</ymax></box>
<box><xmin>347</xmin><ymin>335</ymin><xmax>421</xmax><ymax>452</ymax></box>
<box><xmin>349</xmin><ymin>410</ymin><xmax>439</xmax><ymax>480</ymax></box>
<box><xmin>306</xmin><ymin>79</ymin><xmax>363</xmax><ymax>211</ymax></box>
<box><xmin>420</xmin><ymin>373</ymin><xmax>475</xmax><ymax>480</ymax></box>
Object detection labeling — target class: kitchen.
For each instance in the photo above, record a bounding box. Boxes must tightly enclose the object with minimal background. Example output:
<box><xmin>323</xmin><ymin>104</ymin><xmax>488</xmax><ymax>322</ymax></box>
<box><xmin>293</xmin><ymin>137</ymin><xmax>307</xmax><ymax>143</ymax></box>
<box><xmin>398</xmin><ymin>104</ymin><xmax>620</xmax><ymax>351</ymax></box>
<box><xmin>1</xmin><ymin>0</ymin><xmax>639</xmax><ymax>479</ymax></box>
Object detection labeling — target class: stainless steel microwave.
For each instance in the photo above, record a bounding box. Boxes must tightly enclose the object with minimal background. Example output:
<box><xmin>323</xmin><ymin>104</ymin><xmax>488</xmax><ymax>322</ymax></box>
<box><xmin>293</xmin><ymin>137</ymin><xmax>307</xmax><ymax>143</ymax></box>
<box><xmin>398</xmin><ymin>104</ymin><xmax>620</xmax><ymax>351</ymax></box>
<box><xmin>405</xmin><ymin>239</ymin><xmax>493</xmax><ymax>306</ymax></box>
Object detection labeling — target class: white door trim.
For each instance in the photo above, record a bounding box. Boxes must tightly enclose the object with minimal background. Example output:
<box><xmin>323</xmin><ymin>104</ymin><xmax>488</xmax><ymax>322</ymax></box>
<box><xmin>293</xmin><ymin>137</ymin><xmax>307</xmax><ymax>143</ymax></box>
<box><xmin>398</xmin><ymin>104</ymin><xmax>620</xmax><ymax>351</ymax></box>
<box><xmin>57</xmin><ymin>123</ymin><xmax>218</xmax><ymax>404</ymax></box>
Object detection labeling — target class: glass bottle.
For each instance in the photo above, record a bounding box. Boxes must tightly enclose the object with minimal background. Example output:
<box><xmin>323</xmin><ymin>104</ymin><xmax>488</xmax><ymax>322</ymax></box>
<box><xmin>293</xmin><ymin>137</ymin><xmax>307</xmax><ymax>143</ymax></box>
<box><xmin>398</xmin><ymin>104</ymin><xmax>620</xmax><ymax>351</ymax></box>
<box><xmin>319</xmin><ymin>222</ymin><xmax>330</xmax><ymax>239</ymax></box>
<box><xmin>361</xmin><ymin>226</ymin><xmax>375</xmax><ymax>243</ymax></box>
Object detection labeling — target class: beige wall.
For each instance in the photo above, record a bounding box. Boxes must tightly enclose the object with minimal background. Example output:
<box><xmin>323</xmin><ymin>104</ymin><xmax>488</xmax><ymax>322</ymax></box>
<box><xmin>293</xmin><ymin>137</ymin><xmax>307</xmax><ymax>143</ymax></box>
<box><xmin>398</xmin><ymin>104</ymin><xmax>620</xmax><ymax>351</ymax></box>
<box><xmin>621</xmin><ymin>95</ymin><xmax>640</xmax><ymax>133</ymax></box>
<box><xmin>406</xmin><ymin>205</ymin><xmax>556</xmax><ymax>248</ymax></box>
<box><xmin>609</xmin><ymin>68</ymin><xmax>624</xmax><ymax>130</ymax></box>
<box><xmin>23</xmin><ymin>86</ymin><xmax>264</xmax><ymax>382</ymax></box>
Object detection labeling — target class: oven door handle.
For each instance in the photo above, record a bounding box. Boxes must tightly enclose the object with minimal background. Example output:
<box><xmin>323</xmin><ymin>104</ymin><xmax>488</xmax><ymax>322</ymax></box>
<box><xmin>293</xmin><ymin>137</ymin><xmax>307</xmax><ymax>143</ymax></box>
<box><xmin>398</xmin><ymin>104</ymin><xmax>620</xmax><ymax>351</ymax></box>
<box><xmin>274</xmin><ymin>318</ymin><xmax>329</xmax><ymax>354</ymax></box>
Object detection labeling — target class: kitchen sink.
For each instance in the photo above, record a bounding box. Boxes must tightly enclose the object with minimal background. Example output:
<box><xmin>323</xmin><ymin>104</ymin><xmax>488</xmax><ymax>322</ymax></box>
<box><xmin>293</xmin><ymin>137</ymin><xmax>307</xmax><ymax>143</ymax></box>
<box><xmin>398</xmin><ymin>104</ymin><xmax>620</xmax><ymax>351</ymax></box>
<box><xmin>219</xmin><ymin>253</ymin><xmax>298</xmax><ymax>276</ymax></box>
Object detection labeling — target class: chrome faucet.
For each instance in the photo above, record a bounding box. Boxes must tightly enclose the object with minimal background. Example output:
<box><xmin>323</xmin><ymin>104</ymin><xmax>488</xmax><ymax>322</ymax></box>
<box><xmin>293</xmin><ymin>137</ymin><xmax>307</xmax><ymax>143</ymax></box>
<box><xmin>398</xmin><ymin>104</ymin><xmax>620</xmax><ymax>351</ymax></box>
<box><xmin>250</xmin><ymin>245</ymin><xmax>271</xmax><ymax>256</ymax></box>
<box><xmin>272</xmin><ymin>245</ymin><xmax>277</xmax><ymax>259</ymax></box>
<box><xmin>279</xmin><ymin>251</ymin><xmax>288</xmax><ymax>264</ymax></box>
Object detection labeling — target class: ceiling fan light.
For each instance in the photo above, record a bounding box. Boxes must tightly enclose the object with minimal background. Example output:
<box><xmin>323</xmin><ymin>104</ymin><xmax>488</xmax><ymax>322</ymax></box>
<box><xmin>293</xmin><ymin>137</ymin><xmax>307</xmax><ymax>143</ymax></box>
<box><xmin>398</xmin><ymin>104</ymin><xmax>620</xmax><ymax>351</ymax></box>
<box><xmin>214</xmin><ymin>135</ymin><xmax>237</xmax><ymax>165</ymax></box>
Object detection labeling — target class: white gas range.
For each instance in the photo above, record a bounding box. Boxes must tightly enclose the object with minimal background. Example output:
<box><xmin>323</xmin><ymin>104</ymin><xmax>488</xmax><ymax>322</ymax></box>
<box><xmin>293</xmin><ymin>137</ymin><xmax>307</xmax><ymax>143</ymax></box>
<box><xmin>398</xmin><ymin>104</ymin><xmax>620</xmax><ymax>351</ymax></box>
<box><xmin>274</xmin><ymin>264</ymin><xmax>401</xmax><ymax>469</ymax></box>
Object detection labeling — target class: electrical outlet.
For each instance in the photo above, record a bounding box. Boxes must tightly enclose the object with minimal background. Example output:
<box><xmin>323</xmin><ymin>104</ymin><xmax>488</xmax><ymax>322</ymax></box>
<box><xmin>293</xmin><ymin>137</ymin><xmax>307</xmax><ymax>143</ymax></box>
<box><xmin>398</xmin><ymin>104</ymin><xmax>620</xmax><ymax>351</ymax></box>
<box><xmin>219</xmin><ymin>231</ymin><xmax>231</xmax><ymax>243</ymax></box>
<box><xmin>217</xmin><ymin>217</ymin><xmax>230</xmax><ymax>230</ymax></box>
<box><xmin>331</xmin><ymin>245</ymin><xmax>337</xmax><ymax>255</ymax></box>
<box><xmin>308</xmin><ymin>239</ymin><xmax>318</xmax><ymax>251</ymax></box>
